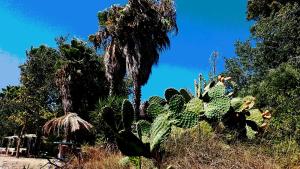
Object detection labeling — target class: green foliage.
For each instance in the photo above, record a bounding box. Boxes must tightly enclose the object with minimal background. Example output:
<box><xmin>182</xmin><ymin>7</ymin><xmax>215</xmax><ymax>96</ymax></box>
<box><xmin>97</xmin><ymin>11</ymin><xmax>108</xmax><ymax>26</ymax></box>
<box><xmin>247</xmin><ymin>0</ymin><xmax>298</xmax><ymax>20</ymax></box>
<box><xmin>56</xmin><ymin>38</ymin><xmax>111</xmax><ymax>120</ymax></box>
<box><xmin>225</xmin><ymin>1</ymin><xmax>300</xmax><ymax>144</ymax></box>
<box><xmin>91</xmin><ymin>95</ymin><xmax>126</xmax><ymax>142</ymax></box>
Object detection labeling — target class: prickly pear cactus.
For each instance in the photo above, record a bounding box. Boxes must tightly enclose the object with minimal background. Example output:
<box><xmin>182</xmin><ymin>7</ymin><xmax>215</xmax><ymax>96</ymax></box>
<box><xmin>230</xmin><ymin>97</ymin><xmax>243</xmax><ymax>111</ymax></box>
<box><xmin>185</xmin><ymin>98</ymin><xmax>204</xmax><ymax>115</ymax></box>
<box><xmin>232</xmin><ymin>96</ymin><xmax>256</xmax><ymax>112</ymax></box>
<box><xmin>179</xmin><ymin>88</ymin><xmax>193</xmax><ymax>103</ymax></box>
<box><xmin>175</xmin><ymin>111</ymin><xmax>199</xmax><ymax>128</ymax></box>
<box><xmin>208</xmin><ymin>82</ymin><xmax>226</xmax><ymax>99</ymax></box>
<box><xmin>149</xmin><ymin>113</ymin><xmax>175</xmax><ymax>151</ymax></box>
<box><xmin>204</xmin><ymin>97</ymin><xmax>231</xmax><ymax>120</ymax></box>
<box><xmin>148</xmin><ymin>96</ymin><xmax>166</xmax><ymax>105</ymax></box>
<box><xmin>248</xmin><ymin>109</ymin><xmax>264</xmax><ymax>125</ymax></box>
<box><xmin>147</xmin><ymin>103</ymin><xmax>166</xmax><ymax>120</ymax></box>
<box><xmin>169</xmin><ymin>94</ymin><xmax>185</xmax><ymax>114</ymax></box>
<box><xmin>165</xmin><ymin>88</ymin><xmax>180</xmax><ymax>102</ymax></box>
<box><xmin>122</xmin><ymin>99</ymin><xmax>134</xmax><ymax>130</ymax></box>
<box><xmin>116</xmin><ymin>130</ymin><xmax>151</xmax><ymax>158</ymax></box>
<box><xmin>137</xmin><ymin>120</ymin><xmax>151</xmax><ymax>143</ymax></box>
<box><xmin>102</xmin><ymin>106</ymin><xmax>117</xmax><ymax>131</ymax></box>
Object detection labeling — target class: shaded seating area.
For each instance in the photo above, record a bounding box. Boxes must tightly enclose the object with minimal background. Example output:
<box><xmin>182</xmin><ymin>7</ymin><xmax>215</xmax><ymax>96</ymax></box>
<box><xmin>0</xmin><ymin>134</ymin><xmax>37</xmax><ymax>157</ymax></box>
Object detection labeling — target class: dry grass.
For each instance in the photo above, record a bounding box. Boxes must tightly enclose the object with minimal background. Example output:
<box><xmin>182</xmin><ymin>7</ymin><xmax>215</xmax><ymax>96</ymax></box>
<box><xmin>67</xmin><ymin>145</ymin><xmax>127</xmax><ymax>169</ymax></box>
<box><xmin>161</xmin><ymin>127</ymin><xmax>280</xmax><ymax>169</ymax></box>
<box><xmin>66</xmin><ymin>124</ymin><xmax>300</xmax><ymax>169</ymax></box>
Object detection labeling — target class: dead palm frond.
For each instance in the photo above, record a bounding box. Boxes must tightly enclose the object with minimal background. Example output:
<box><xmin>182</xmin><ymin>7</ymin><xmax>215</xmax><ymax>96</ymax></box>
<box><xmin>43</xmin><ymin>112</ymin><xmax>93</xmax><ymax>136</ymax></box>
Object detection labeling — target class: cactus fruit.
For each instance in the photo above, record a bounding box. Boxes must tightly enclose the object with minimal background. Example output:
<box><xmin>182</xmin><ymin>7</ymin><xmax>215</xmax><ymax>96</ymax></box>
<box><xmin>169</xmin><ymin>94</ymin><xmax>185</xmax><ymax>114</ymax></box>
<box><xmin>185</xmin><ymin>98</ymin><xmax>204</xmax><ymax>115</ymax></box>
<box><xmin>165</xmin><ymin>88</ymin><xmax>180</xmax><ymax>102</ymax></box>
<box><xmin>231</xmin><ymin>96</ymin><xmax>256</xmax><ymax>112</ymax></box>
<box><xmin>175</xmin><ymin>111</ymin><xmax>199</xmax><ymax>128</ymax></box>
<box><xmin>240</xmin><ymin>96</ymin><xmax>256</xmax><ymax>112</ymax></box>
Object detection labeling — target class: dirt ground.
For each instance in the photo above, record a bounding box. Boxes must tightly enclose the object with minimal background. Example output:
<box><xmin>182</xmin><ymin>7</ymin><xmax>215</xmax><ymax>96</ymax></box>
<box><xmin>0</xmin><ymin>155</ymin><xmax>49</xmax><ymax>169</ymax></box>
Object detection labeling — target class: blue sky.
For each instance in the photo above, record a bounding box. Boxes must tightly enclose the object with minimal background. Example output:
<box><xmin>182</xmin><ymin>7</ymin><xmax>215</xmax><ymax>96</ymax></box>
<box><xmin>0</xmin><ymin>0</ymin><xmax>251</xmax><ymax>100</ymax></box>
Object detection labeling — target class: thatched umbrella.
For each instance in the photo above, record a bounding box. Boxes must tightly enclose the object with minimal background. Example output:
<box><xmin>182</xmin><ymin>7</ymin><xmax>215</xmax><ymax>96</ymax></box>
<box><xmin>43</xmin><ymin>112</ymin><xmax>93</xmax><ymax>138</ymax></box>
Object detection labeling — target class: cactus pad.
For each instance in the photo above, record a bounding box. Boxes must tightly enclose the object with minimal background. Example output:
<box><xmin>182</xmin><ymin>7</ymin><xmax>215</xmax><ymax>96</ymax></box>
<box><xmin>208</xmin><ymin>82</ymin><xmax>226</xmax><ymax>99</ymax></box>
<box><xmin>248</xmin><ymin>109</ymin><xmax>264</xmax><ymax>125</ymax></box>
<box><xmin>137</xmin><ymin>120</ymin><xmax>152</xmax><ymax>143</ymax></box>
<box><xmin>116</xmin><ymin>130</ymin><xmax>151</xmax><ymax>158</ymax></box>
<box><xmin>102</xmin><ymin>106</ymin><xmax>117</xmax><ymax>131</ymax></box>
<box><xmin>185</xmin><ymin>98</ymin><xmax>204</xmax><ymax>115</ymax></box>
<box><xmin>234</xmin><ymin>96</ymin><xmax>256</xmax><ymax>112</ymax></box>
<box><xmin>149</xmin><ymin>114</ymin><xmax>174</xmax><ymax>151</ymax></box>
<box><xmin>175</xmin><ymin>111</ymin><xmax>199</xmax><ymax>128</ymax></box>
<box><xmin>147</xmin><ymin>103</ymin><xmax>166</xmax><ymax>120</ymax></box>
<box><xmin>148</xmin><ymin>96</ymin><xmax>166</xmax><ymax>105</ymax></box>
<box><xmin>122</xmin><ymin>100</ymin><xmax>134</xmax><ymax>130</ymax></box>
<box><xmin>169</xmin><ymin>94</ymin><xmax>185</xmax><ymax>114</ymax></box>
<box><xmin>179</xmin><ymin>88</ymin><xmax>193</xmax><ymax>103</ymax></box>
<box><xmin>165</xmin><ymin>88</ymin><xmax>180</xmax><ymax>102</ymax></box>
<box><xmin>204</xmin><ymin>97</ymin><xmax>231</xmax><ymax>120</ymax></box>
<box><xmin>231</xmin><ymin>97</ymin><xmax>243</xmax><ymax>111</ymax></box>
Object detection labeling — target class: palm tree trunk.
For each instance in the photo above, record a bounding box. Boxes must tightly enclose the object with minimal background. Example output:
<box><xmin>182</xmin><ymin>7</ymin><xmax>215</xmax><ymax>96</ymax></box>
<box><xmin>133</xmin><ymin>81</ymin><xmax>141</xmax><ymax>122</ymax></box>
<box><xmin>109</xmin><ymin>81</ymin><xmax>114</xmax><ymax>96</ymax></box>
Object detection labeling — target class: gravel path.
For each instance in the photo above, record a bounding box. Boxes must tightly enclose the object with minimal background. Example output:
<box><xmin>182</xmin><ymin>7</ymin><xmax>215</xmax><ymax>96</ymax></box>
<box><xmin>0</xmin><ymin>155</ymin><xmax>49</xmax><ymax>169</ymax></box>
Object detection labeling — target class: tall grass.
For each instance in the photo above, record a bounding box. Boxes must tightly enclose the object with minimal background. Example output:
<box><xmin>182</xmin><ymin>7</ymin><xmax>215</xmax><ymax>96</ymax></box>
<box><xmin>68</xmin><ymin>124</ymin><xmax>300</xmax><ymax>169</ymax></box>
<box><xmin>68</xmin><ymin>145</ymin><xmax>127</xmax><ymax>169</ymax></box>
<box><xmin>161</xmin><ymin>126</ymin><xmax>280</xmax><ymax>169</ymax></box>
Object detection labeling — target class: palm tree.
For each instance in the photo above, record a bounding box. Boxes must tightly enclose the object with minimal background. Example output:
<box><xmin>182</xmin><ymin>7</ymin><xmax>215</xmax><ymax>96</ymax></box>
<box><xmin>104</xmin><ymin>40</ymin><xmax>126</xmax><ymax>96</ymax></box>
<box><xmin>90</xmin><ymin>0</ymin><xmax>178</xmax><ymax>120</ymax></box>
<box><xmin>43</xmin><ymin>64</ymin><xmax>93</xmax><ymax>141</ymax></box>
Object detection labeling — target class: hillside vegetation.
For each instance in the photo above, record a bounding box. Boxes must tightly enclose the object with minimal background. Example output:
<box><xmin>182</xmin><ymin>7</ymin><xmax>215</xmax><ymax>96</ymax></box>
<box><xmin>0</xmin><ymin>0</ymin><xmax>299</xmax><ymax>168</ymax></box>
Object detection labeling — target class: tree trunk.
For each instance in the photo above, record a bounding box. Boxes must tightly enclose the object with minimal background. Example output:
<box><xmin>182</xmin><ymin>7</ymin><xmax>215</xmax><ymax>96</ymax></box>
<box><xmin>109</xmin><ymin>81</ymin><xmax>114</xmax><ymax>96</ymax></box>
<box><xmin>133</xmin><ymin>81</ymin><xmax>141</xmax><ymax>122</ymax></box>
<box><xmin>16</xmin><ymin>124</ymin><xmax>26</xmax><ymax>158</ymax></box>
